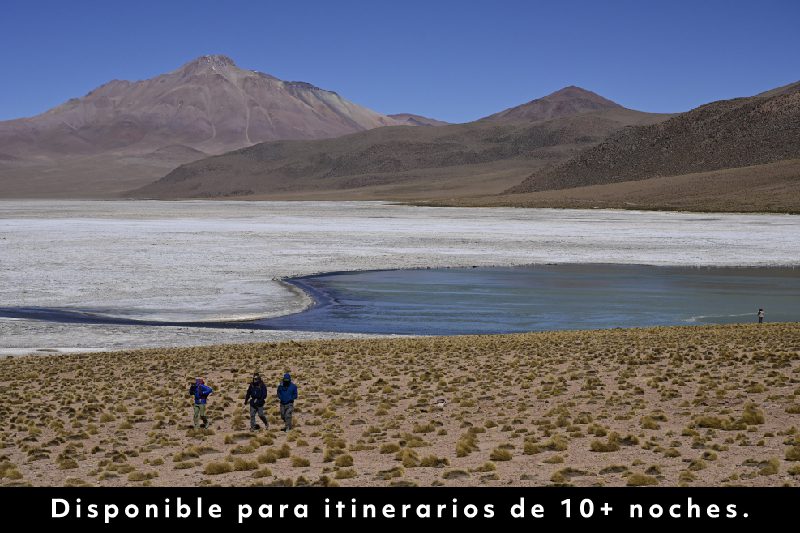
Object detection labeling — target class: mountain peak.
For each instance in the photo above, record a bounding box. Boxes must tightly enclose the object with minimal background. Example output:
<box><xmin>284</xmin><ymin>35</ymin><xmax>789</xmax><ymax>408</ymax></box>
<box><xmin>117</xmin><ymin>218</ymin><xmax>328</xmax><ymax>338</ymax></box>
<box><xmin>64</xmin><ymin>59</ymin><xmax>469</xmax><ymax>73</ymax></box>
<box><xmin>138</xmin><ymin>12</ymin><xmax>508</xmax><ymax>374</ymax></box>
<box><xmin>481</xmin><ymin>86</ymin><xmax>622</xmax><ymax>123</ymax></box>
<box><xmin>544</xmin><ymin>85</ymin><xmax>621</xmax><ymax>105</ymax></box>
<box><xmin>180</xmin><ymin>54</ymin><xmax>238</xmax><ymax>73</ymax></box>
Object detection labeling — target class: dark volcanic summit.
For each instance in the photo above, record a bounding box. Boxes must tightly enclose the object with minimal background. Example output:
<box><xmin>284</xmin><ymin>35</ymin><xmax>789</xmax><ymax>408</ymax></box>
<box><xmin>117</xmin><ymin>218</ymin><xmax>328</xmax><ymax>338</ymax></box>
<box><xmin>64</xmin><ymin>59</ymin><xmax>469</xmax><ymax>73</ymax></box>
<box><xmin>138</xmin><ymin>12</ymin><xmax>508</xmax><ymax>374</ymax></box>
<box><xmin>481</xmin><ymin>86</ymin><xmax>623</xmax><ymax>123</ymax></box>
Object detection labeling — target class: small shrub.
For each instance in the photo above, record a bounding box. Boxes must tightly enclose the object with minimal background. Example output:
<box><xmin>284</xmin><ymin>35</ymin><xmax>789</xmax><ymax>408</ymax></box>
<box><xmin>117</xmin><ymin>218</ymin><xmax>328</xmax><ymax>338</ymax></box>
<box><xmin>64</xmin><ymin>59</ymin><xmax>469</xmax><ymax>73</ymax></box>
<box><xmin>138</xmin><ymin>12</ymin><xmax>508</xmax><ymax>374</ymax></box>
<box><xmin>380</xmin><ymin>443</ymin><xmax>401</xmax><ymax>454</ymax></box>
<box><xmin>419</xmin><ymin>455</ymin><xmax>449</xmax><ymax>467</ymax></box>
<box><xmin>334</xmin><ymin>468</ymin><xmax>357</xmax><ymax>479</ymax></box>
<box><xmin>785</xmin><ymin>446</ymin><xmax>800</xmax><ymax>461</ymax></box>
<box><xmin>627</xmin><ymin>473</ymin><xmax>658</xmax><ymax>486</ymax></box>
<box><xmin>252</xmin><ymin>467</ymin><xmax>273</xmax><ymax>479</ymax></box>
<box><xmin>203</xmin><ymin>462</ymin><xmax>232</xmax><ymax>475</ymax></box>
<box><xmin>233</xmin><ymin>458</ymin><xmax>258</xmax><ymax>471</ymax></box>
<box><xmin>291</xmin><ymin>457</ymin><xmax>310</xmax><ymax>468</ymax></box>
<box><xmin>334</xmin><ymin>454</ymin><xmax>353</xmax><ymax>467</ymax></box>
<box><xmin>489</xmin><ymin>448</ymin><xmax>512</xmax><ymax>461</ymax></box>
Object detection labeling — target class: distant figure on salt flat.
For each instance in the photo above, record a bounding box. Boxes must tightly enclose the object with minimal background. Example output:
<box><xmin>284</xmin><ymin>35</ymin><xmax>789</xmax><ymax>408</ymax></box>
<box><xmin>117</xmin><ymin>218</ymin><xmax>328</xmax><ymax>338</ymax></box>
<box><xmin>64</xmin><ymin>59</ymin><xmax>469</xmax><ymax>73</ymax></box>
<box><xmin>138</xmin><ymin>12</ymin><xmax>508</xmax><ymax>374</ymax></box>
<box><xmin>758</xmin><ymin>308</ymin><xmax>765</xmax><ymax>324</ymax></box>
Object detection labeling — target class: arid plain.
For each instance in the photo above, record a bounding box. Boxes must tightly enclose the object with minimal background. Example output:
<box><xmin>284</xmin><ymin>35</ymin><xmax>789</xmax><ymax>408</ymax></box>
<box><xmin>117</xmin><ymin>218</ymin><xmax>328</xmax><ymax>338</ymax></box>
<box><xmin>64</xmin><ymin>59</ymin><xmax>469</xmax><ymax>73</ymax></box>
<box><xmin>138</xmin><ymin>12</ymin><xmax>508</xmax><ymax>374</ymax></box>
<box><xmin>1</xmin><ymin>324</ymin><xmax>799</xmax><ymax>486</ymax></box>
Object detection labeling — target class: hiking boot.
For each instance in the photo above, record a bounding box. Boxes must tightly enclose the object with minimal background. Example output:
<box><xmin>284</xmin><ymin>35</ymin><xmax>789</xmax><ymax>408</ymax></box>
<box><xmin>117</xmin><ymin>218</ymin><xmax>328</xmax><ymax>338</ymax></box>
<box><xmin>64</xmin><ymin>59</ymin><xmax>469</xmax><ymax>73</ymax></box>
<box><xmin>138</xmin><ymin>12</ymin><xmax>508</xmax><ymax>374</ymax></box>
<box><xmin>281</xmin><ymin>427</ymin><xmax>288</xmax><ymax>432</ymax></box>
<box><xmin>250</xmin><ymin>425</ymin><xmax>260</xmax><ymax>431</ymax></box>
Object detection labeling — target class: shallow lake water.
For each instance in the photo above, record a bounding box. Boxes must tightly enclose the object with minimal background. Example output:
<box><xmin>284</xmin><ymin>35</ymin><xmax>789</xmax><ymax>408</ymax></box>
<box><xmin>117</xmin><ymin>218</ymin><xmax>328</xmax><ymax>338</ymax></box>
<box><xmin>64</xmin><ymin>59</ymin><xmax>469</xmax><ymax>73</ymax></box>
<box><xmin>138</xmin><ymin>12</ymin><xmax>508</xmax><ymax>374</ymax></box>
<box><xmin>264</xmin><ymin>265</ymin><xmax>800</xmax><ymax>334</ymax></box>
<box><xmin>5</xmin><ymin>264</ymin><xmax>796</xmax><ymax>336</ymax></box>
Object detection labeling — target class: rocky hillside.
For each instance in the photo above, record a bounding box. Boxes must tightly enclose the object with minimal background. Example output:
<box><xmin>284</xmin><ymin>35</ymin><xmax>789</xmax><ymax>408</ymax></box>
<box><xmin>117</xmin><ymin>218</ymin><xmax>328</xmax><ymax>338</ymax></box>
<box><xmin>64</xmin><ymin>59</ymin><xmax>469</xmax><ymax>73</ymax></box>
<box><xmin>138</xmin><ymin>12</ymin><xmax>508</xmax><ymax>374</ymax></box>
<box><xmin>132</xmin><ymin>89</ymin><xmax>667</xmax><ymax>200</ymax></box>
<box><xmin>0</xmin><ymin>55</ymin><xmax>404</xmax><ymax>197</ymax></box>
<box><xmin>0</xmin><ymin>55</ymin><xmax>402</xmax><ymax>158</ymax></box>
<box><xmin>509</xmin><ymin>81</ymin><xmax>800</xmax><ymax>193</ymax></box>
<box><xmin>481</xmin><ymin>86</ymin><xmax>622</xmax><ymax>123</ymax></box>
<box><xmin>388</xmin><ymin>113</ymin><xmax>449</xmax><ymax>127</ymax></box>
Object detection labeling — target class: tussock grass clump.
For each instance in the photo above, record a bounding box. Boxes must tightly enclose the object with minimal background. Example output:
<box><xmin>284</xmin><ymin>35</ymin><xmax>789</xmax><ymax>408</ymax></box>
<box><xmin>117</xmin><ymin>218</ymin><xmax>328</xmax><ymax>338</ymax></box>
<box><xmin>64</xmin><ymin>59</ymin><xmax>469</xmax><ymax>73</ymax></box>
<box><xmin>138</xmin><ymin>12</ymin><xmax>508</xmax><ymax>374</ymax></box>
<box><xmin>599</xmin><ymin>465</ymin><xmax>628</xmax><ymax>475</ymax></box>
<box><xmin>443</xmin><ymin>469</ymin><xmax>469</xmax><ymax>480</ymax></box>
<box><xmin>233</xmin><ymin>458</ymin><xmax>259</xmax><ymax>471</ymax></box>
<box><xmin>419</xmin><ymin>455</ymin><xmax>449</xmax><ymax>468</ymax></box>
<box><xmin>627</xmin><ymin>473</ymin><xmax>658</xmax><ymax>486</ymax></box>
<box><xmin>489</xmin><ymin>448</ymin><xmax>512</xmax><ymax>461</ymax></box>
<box><xmin>291</xmin><ymin>457</ymin><xmax>310</xmax><ymax>468</ymax></box>
<box><xmin>380</xmin><ymin>443</ymin><xmax>401</xmax><ymax>454</ymax></box>
<box><xmin>376</xmin><ymin>466</ymin><xmax>404</xmax><ymax>480</ymax></box>
<box><xmin>57</xmin><ymin>458</ymin><xmax>79</xmax><ymax>470</ymax></box>
<box><xmin>258</xmin><ymin>450</ymin><xmax>278</xmax><ymax>464</ymax></box>
<box><xmin>688</xmin><ymin>459</ymin><xmax>707</xmax><ymax>471</ymax></box>
<box><xmin>334</xmin><ymin>468</ymin><xmax>357</xmax><ymax>479</ymax></box>
<box><xmin>590</xmin><ymin>435</ymin><xmax>620</xmax><ymax>453</ymax></box>
<box><xmin>334</xmin><ymin>454</ymin><xmax>353</xmax><ymax>467</ymax></box>
<box><xmin>456</xmin><ymin>432</ymin><xmax>480</xmax><ymax>458</ymax></box>
<box><xmin>759</xmin><ymin>458</ymin><xmax>780</xmax><ymax>476</ymax></box>
<box><xmin>525</xmin><ymin>435</ymin><xmax>568</xmax><ymax>455</ymax></box>
<box><xmin>396</xmin><ymin>449</ymin><xmax>419</xmax><ymax>468</ymax></box>
<box><xmin>472</xmin><ymin>462</ymin><xmax>496</xmax><ymax>473</ymax></box>
<box><xmin>785</xmin><ymin>446</ymin><xmax>800</xmax><ymax>462</ymax></box>
<box><xmin>277</xmin><ymin>444</ymin><xmax>291</xmax><ymax>459</ymax></box>
<box><xmin>128</xmin><ymin>471</ymin><xmax>158</xmax><ymax>482</ymax></box>
<box><xmin>252</xmin><ymin>467</ymin><xmax>273</xmax><ymax>479</ymax></box>
<box><xmin>741</xmin><ymin>403</ymin><xmax>765</xmax><ymax>425</ymax></box>
<box><xmin>203</xmin><ymin>462</ymin><xmax>232</xmax><ymax>475</ymax></box>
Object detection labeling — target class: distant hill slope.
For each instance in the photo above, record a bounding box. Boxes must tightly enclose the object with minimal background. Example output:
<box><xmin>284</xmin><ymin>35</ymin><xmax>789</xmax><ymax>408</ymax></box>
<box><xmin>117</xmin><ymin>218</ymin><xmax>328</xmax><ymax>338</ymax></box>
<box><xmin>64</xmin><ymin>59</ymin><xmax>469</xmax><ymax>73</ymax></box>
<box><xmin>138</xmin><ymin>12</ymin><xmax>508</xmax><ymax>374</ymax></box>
<box><xmin>481</xmin><ymin>86</ymin><xmax>622</xmax><ymax>123</ymax></box>
<box><xmin>0</xmin><ymin>55</ymin><xmax>405</xmax><ymax>197</ymax></box>
<box><xmin>388</xmin><ymin>113</ymin><xmax>449</xmax><ymax>127</ymax></box>
<box><xmin>439</xmin><ymin>159</ymin><xmax>800</xmax><ymax>214</ymax></box>
<box><xmin>133</xmin><ymin>87</ymin><xmax>668</xmax><ymax>199</ymax></box>
<box><xmin>508</xmin><ymin>81</ymin><xmax>800</xmax><ymax>194</ymax></box>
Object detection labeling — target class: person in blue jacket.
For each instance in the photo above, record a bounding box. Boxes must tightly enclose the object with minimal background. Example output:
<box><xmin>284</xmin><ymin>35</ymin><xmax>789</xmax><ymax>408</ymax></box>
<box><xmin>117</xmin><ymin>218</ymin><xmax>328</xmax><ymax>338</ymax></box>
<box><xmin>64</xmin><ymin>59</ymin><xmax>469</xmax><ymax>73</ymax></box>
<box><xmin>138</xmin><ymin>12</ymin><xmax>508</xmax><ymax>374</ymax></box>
<box><xmin>189</xmin><ymin>377</ymin><xmax>213</xmax><ymax>429</ymax></box>
<box><xmin>277</xmin><ymin>373</ymin><xmax>298</xmax><ymax>431</ymax></box>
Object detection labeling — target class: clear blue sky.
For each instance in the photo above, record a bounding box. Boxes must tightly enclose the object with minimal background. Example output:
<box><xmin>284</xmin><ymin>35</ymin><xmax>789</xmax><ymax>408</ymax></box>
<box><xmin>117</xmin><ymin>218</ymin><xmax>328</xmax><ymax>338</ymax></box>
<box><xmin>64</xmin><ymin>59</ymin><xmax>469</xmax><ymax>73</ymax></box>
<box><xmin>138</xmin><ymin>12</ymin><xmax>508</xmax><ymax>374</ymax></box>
<box><xmin>1</xmin><ymin>0</ymin><xmax>798</xmax><ymax>123</ymax></box>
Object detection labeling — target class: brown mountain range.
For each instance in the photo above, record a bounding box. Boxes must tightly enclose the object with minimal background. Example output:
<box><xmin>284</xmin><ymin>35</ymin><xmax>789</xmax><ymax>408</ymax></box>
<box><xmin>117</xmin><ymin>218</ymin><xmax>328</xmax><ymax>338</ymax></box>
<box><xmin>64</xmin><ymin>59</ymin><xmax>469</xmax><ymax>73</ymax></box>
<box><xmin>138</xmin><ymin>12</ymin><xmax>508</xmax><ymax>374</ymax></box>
<box><xmin>132</xmin><ymin>87</ymin><xmax>668</xmax><ymax>200</ymax></box>
<box><xmin>0</xmin><ymin>55</ymin><xmax>407</xmax><ymax>197</ymax></box>
<box><xmin>507</xmin><ymin>81</ymin><xmax>800</xmax><ymax>194</ymax></box>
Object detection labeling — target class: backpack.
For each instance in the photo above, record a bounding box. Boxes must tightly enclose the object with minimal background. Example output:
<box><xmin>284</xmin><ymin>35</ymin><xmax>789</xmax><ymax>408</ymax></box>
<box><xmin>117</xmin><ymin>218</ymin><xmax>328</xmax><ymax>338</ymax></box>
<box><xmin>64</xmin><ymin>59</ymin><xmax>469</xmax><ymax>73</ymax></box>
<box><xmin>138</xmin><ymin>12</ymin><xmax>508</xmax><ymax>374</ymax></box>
<box><xmin>189</xmin><ymin>384</ymin><xmax>197</xmax><ymax>396</ymax></box>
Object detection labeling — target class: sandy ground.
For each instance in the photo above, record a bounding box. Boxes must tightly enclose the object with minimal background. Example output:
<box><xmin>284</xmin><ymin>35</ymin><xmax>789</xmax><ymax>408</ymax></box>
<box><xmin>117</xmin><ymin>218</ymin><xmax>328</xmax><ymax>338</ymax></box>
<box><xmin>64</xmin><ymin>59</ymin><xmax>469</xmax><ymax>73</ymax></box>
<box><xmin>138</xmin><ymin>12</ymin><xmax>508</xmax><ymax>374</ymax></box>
<box><xmin>0</xmin><ymin>320</ymin><xmax>375</xmax><ymax>357</ymax></box>
<box><xmin>1</xmin><ymin>323</ymin><xmax>799</xmax><ymax>487</ymax></box>
<box><xmin>2</xmin><ymin>200</ymin><xmax>799</xmax><ymax>354</ymax></box>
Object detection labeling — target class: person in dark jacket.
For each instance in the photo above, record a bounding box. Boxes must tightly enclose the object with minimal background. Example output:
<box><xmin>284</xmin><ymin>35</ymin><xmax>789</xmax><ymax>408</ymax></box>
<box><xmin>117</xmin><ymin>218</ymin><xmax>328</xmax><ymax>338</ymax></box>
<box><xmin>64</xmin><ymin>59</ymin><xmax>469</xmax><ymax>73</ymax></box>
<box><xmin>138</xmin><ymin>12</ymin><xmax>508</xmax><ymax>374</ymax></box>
<box><xmin>244</xmin><ymin>373</ymin><xmax>269</xmax><ymax>430</ymax></box>
<box><xmin>277</xmin><ymin>372</ymin><xmax>298</xmax><ymax>431</ymax></box>
<box><xmin>189</xmin><ymin>377</ymin><xmax>213</xmax><ymax>429</ymax></box>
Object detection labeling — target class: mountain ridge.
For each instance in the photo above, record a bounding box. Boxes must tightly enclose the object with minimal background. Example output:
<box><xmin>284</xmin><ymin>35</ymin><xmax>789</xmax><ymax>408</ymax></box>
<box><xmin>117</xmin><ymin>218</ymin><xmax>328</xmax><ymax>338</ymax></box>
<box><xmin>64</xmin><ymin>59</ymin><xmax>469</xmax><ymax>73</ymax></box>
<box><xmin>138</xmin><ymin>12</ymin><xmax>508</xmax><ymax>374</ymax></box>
<box><xmin>0</xmin><ymin>55</ymin><xmax>407</xmax><ymax>197</ymax></box>
<box><xmin>132</xmin><ymin>87</ymin><xmax>668</xmax><ymax>200</ymax></box>
<box><xmin>508</xmin><ymin>80</ymin><xmax>800</xmax><ymax>194</ymax></box>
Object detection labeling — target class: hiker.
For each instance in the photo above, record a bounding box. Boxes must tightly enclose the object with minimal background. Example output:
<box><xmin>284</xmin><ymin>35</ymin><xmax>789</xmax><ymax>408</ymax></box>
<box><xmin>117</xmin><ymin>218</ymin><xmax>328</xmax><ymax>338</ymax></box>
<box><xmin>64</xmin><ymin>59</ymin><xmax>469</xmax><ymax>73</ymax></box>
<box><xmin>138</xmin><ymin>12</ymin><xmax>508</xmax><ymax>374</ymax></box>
<box><xmin>189</xmin><ymin>377</ymin><xmax>213</xmax><ymax>429</ymax></box>
<box><xmin>244</xmin><ymin>373</ymin><xmax>269</xmax><ymax>430</ymax></box>
<box><xmin>758</xmin><ymin>308</ymin><xmax>765</xmax><ymax>324</ymax></box>
<box><xmin>277</xmin><ymin>372</ymin><xmax>298</xmax><ymax>432</ymax></box>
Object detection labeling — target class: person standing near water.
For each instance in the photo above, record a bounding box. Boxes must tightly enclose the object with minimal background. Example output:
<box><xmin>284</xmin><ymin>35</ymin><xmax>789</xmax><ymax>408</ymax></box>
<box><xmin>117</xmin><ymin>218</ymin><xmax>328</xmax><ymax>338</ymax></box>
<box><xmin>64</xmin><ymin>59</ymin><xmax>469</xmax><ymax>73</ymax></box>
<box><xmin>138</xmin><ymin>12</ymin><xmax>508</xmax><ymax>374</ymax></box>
<box><xmin>758</xmin><ymin>308</ymin><xmax>765</xmax><ymax>323</ymax></box>
<box><xmin>189</xmin><ymin>377</ymin><xmax>213</xmax><ymax>429</ymax></box>
<box><xmin>277</xmin><ymin>373</ymin><xmax>298</xmax><ymax>432</ymax></box>
<box><xmin>245</xmin><ymin>373</ymin><xmax>269</xmax><ymax>430</ymax></box>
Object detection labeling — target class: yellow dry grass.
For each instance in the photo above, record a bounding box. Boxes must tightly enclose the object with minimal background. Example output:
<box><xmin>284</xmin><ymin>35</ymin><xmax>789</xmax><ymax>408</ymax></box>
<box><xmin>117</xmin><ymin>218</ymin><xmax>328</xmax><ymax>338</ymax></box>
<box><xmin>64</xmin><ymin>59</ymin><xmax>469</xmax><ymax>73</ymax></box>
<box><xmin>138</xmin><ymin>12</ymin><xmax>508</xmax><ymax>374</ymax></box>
<box><xmin>1</xmin><ymin>323</ymin><xmax>799</xmax><ymax>487</ymax></box>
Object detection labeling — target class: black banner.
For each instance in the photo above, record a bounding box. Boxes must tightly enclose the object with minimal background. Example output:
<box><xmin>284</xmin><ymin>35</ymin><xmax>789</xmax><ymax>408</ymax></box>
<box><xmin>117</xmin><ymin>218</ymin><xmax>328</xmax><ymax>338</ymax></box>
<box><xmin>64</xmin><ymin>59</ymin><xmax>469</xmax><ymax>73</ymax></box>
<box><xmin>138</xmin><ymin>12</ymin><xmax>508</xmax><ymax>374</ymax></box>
<box><xmin>2</xmin><ymin>487</ymin><xmax>798</xmax><ymax>530</ymax></box>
